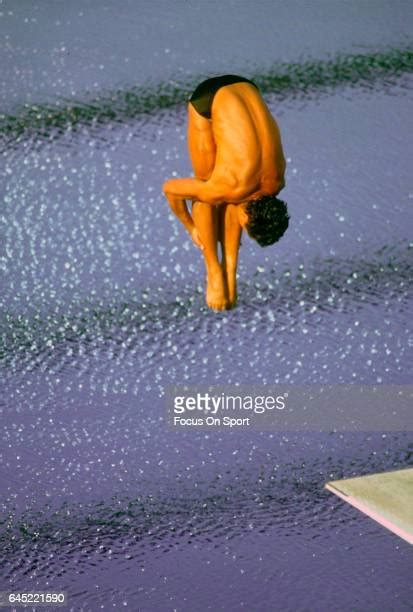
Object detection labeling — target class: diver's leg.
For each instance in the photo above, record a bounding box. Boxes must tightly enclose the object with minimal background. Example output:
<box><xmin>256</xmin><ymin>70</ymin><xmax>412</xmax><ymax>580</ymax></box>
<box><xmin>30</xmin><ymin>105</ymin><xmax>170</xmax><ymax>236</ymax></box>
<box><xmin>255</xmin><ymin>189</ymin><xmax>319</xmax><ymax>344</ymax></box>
<box><xmin>192</xmin><ymin>201</ymin><xmax>228</xmax><ymax>310</ymax></box>
<box><xmin>217</xmin><ymin>203</ymin><xmax>230</xmax><ymax>295</ymax></box>
<box><xmin>216</xmin><ymin>205</ymin><xmax>227</xmax><ymax>264</ymax></box>
<box><xmin>221</xmin><ymin>204</ymin><xmax>242</xmax><ymax>307</ymax></box>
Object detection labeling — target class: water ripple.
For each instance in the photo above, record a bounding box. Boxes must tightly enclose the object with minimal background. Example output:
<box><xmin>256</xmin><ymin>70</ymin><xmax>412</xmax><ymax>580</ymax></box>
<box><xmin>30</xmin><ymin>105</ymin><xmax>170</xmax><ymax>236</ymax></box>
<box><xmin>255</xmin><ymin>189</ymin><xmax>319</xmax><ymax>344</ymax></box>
<box><xmin>1</xmin><ymin>46</ymin><xmax>412</xmax><ymax>147</ymax></box>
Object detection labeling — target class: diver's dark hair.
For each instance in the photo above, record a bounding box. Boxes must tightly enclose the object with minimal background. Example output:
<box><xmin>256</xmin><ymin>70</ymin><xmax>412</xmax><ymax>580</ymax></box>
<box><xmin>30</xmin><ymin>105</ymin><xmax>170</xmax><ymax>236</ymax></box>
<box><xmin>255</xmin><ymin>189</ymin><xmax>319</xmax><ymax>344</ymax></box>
<box><xmin>245</xmin><ymin>194</ymin><xmax>289</xmax><ymax>247</ymax></box>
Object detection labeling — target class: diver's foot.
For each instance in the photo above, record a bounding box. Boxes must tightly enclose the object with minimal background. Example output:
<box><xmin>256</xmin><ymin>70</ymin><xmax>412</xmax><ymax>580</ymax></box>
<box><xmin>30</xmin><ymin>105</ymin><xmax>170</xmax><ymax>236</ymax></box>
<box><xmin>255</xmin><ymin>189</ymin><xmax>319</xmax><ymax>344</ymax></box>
<box><xmin>206</xmin><ymin>269</ymin><xmax>228</xmax><ymax>311</ymax></box>
<box><xmin>226</xmin><ymin>269</ymin><xmax>238</xmax><ymax>309</ymax></box>
<box><xmin>227</xmin><ymin>292</ymin><xmax>238</xmax><ymax>309</ymax></box>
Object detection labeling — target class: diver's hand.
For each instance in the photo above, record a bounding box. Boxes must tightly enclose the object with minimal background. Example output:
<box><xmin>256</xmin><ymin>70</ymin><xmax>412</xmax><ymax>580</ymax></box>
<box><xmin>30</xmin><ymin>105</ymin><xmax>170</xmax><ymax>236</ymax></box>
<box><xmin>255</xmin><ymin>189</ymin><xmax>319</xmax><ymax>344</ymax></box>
<box><xmin>190</xmin><ymin>227</ymin><xmax>204</xmax><ymax>250</ymax></box>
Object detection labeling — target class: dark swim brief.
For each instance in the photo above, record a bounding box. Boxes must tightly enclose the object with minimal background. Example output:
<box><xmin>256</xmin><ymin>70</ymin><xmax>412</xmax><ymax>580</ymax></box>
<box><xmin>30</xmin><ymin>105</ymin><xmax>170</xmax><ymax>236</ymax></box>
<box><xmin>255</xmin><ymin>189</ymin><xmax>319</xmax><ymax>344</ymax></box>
<box><xmin>189</xmin><ymin>74</ymin><xmax>258</xmax><ymax>119</ymax></box>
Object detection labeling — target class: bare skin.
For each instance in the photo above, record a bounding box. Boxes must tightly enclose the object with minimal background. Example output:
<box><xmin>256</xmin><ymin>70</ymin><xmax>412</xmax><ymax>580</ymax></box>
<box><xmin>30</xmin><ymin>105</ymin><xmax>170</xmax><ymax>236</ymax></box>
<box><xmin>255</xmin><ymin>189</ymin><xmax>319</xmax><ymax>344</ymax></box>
<box><xmin>191</xmin><ymin>201</ymin><xmax>241</xmax><ymax>309</ymax></box>
<box><xmin>163</xmin><ymin>81</ymin><xmax>286</xmax><ymax>310</ymax></box>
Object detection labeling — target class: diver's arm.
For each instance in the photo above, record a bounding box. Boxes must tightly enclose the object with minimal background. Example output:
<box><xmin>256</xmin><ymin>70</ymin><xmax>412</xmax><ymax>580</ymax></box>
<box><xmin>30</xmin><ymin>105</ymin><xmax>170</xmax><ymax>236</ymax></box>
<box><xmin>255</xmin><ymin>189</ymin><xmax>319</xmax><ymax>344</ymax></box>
<box><xmin>165</xmin><ymin>192</ymin><xmax>194</xmax><ymax>233</ymax></box>
<box><xmin>162</xmin><ymin>175</ymin><xmax>258</xmax><ymax>206</ymax></box>
<box><xmin>164</xmin><ymin>192</ymin><xmax>203</xmax><ymax>249</ymax></box>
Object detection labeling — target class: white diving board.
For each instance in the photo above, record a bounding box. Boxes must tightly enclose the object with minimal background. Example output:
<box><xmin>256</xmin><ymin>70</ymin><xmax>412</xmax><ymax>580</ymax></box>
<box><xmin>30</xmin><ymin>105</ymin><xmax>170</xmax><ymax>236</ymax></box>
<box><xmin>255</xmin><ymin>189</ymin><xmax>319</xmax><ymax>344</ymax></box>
<box><xmin>325</xmin><ymin>467</ymin><xmax>413</xmax><ymax>545</ymax></box>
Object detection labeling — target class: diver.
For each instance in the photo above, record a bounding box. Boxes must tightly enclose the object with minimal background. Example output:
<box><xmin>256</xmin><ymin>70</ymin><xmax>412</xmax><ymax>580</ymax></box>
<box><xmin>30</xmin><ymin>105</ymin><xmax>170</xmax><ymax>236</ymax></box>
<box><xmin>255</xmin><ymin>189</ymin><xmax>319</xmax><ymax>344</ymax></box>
<box><xmin>163</xmin><ymin>74</ymin><xmax>289</xmax><ymax>310</ymax></box>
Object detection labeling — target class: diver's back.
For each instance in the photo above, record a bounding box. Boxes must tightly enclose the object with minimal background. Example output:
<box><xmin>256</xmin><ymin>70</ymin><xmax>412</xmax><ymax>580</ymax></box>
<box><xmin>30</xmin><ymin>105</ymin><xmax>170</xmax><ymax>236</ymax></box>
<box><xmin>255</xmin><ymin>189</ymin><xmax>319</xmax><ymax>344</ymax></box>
<box><xmin>214</xmin><ymin>81</ymin><xmax>286</xmax><ymax>195</ymax></box>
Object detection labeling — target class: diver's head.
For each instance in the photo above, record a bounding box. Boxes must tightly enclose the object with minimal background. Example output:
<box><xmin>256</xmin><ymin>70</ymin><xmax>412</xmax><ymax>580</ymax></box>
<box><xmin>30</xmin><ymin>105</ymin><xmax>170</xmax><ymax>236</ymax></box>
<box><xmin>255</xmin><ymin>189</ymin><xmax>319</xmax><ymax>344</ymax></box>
<box><xmin>237</xmin><ymin>194</ymin><xmax>289</xmax><ymax>247</ymax></box>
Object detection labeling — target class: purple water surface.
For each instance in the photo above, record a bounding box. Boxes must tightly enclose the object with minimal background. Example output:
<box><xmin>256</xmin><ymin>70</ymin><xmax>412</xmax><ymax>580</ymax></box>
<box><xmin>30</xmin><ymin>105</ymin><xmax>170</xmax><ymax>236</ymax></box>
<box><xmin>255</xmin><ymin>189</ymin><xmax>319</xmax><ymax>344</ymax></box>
<box><xmin>1</xmin><ymin>2</ymin><xmax>413</xmax><ymax>611</ymax></box>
